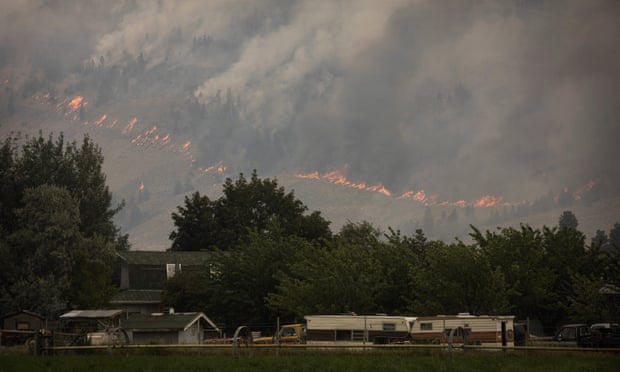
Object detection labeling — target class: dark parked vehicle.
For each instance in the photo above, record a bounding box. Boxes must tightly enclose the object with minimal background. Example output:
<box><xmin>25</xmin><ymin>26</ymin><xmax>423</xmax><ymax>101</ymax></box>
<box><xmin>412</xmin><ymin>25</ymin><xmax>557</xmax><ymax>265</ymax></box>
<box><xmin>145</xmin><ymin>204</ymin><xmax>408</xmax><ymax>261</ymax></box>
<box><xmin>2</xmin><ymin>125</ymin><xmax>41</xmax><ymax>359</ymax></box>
<box><xmin>585</xmin><ymin>323</ymin><xmax>620</xmax><ymax>348</ymax></box>
<box><xmin>552</xmin><ymin>324</ymin><xmax>590</xmax><ymax>347</ymax></box>
<box><xmin>551</xmin><ymin>323</ymin><xmax>620</xmax><ymax>348</ymax></box>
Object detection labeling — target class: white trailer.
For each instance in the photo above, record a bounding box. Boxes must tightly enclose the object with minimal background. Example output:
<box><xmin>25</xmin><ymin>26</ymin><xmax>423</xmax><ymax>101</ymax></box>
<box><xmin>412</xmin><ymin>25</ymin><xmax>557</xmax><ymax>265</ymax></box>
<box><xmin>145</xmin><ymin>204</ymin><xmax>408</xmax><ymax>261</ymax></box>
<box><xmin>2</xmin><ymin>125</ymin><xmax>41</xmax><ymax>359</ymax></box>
<box><xmin>304</xmin><ymin>314</ymin><xmax>415</xmax><ymax>344</ymax></box>
<box><xmin>409</xmin><ymin>313</ymin><xmax>515</xmax><ymax>347</ymax></box>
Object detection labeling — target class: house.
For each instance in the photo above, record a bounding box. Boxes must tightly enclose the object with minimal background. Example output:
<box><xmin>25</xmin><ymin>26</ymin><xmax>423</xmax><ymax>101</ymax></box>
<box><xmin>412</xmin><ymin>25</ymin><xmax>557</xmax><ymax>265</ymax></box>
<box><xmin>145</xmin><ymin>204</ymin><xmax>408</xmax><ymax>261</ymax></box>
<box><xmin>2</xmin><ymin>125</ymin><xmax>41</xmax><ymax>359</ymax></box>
<box><xmin>121</xmin><ymin>311</ymin><xmax>221</xmax><ymax>344</ymax></box>
<box><xmin>111</xmin><ymin>251</ymin><xmax>210</xmax><ymax>315</ymax></box>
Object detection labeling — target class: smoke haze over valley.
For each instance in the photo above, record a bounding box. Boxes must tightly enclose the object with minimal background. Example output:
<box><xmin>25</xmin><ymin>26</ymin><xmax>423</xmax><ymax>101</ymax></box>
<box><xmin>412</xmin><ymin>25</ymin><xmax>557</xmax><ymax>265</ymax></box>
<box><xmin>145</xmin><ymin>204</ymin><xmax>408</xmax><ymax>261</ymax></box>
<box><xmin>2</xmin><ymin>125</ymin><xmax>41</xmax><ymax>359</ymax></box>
<box><xmin>2</xmin><ymin>0</ymin><xmax>619</xmax><ymax>249</ymax></box>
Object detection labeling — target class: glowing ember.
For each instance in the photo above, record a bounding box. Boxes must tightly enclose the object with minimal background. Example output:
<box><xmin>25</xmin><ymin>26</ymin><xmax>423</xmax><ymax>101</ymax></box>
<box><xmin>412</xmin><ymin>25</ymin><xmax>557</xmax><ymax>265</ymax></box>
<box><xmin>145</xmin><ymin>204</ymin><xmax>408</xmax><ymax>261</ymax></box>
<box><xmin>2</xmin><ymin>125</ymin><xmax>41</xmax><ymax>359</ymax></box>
<box><xmin>139</xmin><ymin>182</ymin><xmax>145</xmax><ymax>191</ymax></box>
<box><xmin>182</xmin><ymin>141</ymin><xmax>191</xmax><ymax>151</ymax></box>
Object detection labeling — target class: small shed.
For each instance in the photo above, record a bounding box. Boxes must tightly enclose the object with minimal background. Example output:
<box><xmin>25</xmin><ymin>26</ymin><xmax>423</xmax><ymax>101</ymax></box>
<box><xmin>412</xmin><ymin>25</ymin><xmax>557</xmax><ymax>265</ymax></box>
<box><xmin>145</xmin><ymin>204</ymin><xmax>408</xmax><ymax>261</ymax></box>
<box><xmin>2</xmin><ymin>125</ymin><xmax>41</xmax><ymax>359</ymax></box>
<box><xmin>1</xmin><ymin>310</ymin><xmax>45</xmax><ymax>346</ymax></box>
<box><xmin>122</xmin><ymin>312</ymin><xmax>221</xmax><ymax>345</ymax></box>
<box><xmin>2</xmin><ymin>310</ymin><xmax>45</xmax><ymax>331</ymax></box>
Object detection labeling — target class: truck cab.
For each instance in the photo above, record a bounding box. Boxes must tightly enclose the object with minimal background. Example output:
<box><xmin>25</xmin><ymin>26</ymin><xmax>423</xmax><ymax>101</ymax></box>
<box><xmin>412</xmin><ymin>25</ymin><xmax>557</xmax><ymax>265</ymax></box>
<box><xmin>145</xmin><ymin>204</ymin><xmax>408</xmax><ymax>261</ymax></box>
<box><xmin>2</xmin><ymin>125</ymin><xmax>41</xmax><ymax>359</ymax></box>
<box><xmin>552</xmin><ymin>324</ymin><xmax>590</xmax><ymax>346</ymax></box>
<box><xmin>253</xmin><ymin>324</ymin><xmax>307</xmax><ymax>344</ymax></box>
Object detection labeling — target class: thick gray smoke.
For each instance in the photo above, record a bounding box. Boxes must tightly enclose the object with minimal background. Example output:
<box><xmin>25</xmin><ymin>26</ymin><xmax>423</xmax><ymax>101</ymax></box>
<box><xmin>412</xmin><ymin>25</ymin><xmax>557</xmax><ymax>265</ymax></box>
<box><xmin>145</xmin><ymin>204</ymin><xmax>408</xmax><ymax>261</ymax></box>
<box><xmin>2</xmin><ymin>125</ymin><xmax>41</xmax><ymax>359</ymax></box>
<box><xmin>3</xmin><ymin>0</ymin><xmax>619</xmax><ymax>202</ymax></box>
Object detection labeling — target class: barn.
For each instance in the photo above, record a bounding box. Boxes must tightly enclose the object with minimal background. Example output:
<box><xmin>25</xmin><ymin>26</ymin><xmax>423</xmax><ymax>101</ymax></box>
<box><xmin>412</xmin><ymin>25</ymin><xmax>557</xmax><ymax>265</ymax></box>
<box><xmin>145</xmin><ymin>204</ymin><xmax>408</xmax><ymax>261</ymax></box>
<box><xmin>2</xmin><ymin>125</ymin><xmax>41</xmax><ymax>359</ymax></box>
<box><xmin>121</xmin><ymin>311</ymin><xmax>221</xmax><ymax>345</ymax></box>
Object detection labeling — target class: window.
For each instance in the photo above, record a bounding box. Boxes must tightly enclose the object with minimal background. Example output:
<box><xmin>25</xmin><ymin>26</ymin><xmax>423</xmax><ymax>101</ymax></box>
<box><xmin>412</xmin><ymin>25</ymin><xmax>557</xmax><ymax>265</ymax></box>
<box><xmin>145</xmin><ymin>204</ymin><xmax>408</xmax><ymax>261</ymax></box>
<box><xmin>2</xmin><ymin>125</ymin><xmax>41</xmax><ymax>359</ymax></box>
<box><xmin>383</xmin><ymin>323</ymin><xmax>396</xmax><ymax>331</ymax></box>
<box><xmin>559</xmin><ymin>327</ymin><xmax>576</xmax><ymax>341</ymax></box>
<box><xmin>166</xmin><ymin>264</ymin><xmax>176</xmax><ymax>279</ymax></box>
<box><xmin>16</xmin><ymin>322</ymin><xmax>30</xmax><ymax>330</ymax></box>
<box><xmin>420</xmin><ymin>323</ymin><xmax>433</xmax><ymax>331</ymax></box>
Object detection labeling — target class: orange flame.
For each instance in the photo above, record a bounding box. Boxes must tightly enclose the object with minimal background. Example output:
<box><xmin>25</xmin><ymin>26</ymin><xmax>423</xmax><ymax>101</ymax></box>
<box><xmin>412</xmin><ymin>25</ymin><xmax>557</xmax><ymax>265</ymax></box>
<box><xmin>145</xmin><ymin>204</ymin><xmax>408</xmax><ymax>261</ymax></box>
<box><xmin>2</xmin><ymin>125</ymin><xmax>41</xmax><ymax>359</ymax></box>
<box><xmin>68</xmin><ymin>96</ymin><xmax>84</xmax><ymax>111</ymax></box>
<box><xmin>95</xmin><ymin>114</ymin><xmax>107</xmax><ymax>126</ymax></box>
<box><xmin>182</xmin><ymin>141</ymin><xmax>191</xmax><ymax>151</ymax></box>
<box><xmin>295</xmin><ymin>169</ymin><xmax>393</xmax><ymax>197</ymax></box>
<box><xmin>203</xmin><ymin>161</ymin><xmax>227</xmax><ymax>174</ymax></box>
<box><xmin>296</xmin><ymin>171</ymin><xmax>320</xmax><ymax>179</ymax></box>
<box><xmin>573</xmin><ymin>179</ymin><xmax>596</xmax><ymax>200</ymax></box>
<box><xmin>123</xmin><ymin>117</ymin><xmax>138</xmax><ymax>134</ymax></box>
<box><xmin>474</xmin><ymin>195</ymin><xmax>504</xmax><ymax>207</ymax></box>
<box><xmin>139</xmin><ymin>181</ymin><xmax>145</xmax><ymax>191</ymax></box>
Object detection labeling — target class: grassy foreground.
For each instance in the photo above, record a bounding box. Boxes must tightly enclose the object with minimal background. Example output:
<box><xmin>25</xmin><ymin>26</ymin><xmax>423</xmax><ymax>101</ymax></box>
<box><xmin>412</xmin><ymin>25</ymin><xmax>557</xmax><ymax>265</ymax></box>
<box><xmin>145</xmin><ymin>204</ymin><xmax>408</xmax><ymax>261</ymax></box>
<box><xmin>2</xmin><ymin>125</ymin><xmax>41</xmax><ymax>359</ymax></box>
<box><xmin>1</xmin><ymin>347</ymin><xmax>618</xmax><ymax>372</ymax></box>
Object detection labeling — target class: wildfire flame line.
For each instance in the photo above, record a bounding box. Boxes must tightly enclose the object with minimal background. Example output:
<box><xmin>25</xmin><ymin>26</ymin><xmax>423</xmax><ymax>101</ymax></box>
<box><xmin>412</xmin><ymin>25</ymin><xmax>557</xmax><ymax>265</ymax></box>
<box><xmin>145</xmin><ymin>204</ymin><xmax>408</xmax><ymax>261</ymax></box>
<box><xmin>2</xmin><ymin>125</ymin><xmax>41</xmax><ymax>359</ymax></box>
<box><xmin>202</xmin><ymin>161</ymin><xmax>227</xmax><ymax>174</ymax></box>
<box><xmin>30</xmin><ymin>92</ymin><xmax>597</xmax><ymax>208</ymax></box>
<box><xmin>296</xmin><ymin>169</ymin><xmax>534</xmax><ymax>207</ymax></box>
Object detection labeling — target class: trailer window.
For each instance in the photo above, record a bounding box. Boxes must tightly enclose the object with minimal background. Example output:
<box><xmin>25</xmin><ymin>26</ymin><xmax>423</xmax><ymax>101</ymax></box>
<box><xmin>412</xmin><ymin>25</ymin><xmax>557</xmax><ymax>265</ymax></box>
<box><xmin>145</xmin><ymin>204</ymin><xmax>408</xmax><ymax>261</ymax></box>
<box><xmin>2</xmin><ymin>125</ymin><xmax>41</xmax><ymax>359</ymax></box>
<box><xmin>383</xmin><ymin>323</ymin><xmax>396</xmax><ymax>331</ymax></box>
<box><xmin>420</xmin><ymin>323</ymin><xmax>433</xmax><ymax>331</ymax></box>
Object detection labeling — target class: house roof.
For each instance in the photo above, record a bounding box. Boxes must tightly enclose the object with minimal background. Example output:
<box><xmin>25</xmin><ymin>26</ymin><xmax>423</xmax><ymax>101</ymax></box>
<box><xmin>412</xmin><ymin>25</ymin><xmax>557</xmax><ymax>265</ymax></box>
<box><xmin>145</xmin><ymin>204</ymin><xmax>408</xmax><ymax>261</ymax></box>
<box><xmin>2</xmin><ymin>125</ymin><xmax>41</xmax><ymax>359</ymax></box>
<box><xmin>121</xmin><ymin>312</ymin><xmax>220</xmax><ymax>332</ymax></box>
<box><xmin>117</xmin><ymin>251</ymin><xmax>211</xmax><ymax>266</ymax></box>
<box><xmin>59</xmin><ymin>309</ymin><xmax>124</xmax><ymax>319</ymax></box>
<box><xmin>110</xmin><ymin>290</ymin><xmax>163</xmax><ymax>304</ymax></box>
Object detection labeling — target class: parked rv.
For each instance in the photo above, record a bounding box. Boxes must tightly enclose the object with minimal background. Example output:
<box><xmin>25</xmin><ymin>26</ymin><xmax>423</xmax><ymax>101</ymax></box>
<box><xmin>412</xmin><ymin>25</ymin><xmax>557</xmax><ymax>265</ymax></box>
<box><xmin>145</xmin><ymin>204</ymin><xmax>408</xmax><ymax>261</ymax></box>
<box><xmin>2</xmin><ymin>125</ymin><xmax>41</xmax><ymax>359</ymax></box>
<box><xmin>409</xmin><ymin>313</ymin><xmax>516</xmax><ymax>347</ymax></box>
<box><xmin>304</xmin><ymin>314</ymin><xmax>414</xmax><ymax>344</ymax></box>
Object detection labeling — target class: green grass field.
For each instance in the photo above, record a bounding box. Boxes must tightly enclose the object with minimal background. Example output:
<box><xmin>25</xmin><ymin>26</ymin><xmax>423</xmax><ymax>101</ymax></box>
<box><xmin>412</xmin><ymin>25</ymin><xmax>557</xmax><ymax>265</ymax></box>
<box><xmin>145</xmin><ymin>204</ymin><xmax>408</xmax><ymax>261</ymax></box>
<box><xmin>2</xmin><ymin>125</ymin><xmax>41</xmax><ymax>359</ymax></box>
<box><xmin>1</xmin><ymin>347</ymin><xmax>618</xmax><ymax>372</ymax></box>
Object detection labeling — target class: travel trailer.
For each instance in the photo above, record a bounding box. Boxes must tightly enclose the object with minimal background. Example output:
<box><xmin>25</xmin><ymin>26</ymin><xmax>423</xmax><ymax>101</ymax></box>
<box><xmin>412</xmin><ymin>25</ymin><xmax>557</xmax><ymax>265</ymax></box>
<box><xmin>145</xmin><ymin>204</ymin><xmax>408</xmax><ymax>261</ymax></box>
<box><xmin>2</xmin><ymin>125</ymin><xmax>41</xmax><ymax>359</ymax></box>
<box><xmin>409</xmin><ymin>313</ymin><xmax>515</xmax><ymax>347</ymax></box>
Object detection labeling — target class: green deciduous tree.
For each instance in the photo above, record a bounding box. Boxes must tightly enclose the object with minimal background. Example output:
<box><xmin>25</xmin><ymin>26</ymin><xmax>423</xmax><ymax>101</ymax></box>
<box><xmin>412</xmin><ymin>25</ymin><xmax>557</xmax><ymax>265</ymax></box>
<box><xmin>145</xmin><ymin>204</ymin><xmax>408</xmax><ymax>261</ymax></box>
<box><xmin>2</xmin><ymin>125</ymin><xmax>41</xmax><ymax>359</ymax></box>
<box><xmin>470</xmin><ymin>225</ymin><xmax>558</xmax><ymax>326</ymax></box>
<box><xmin>165</xmin><ymin>226</ymin><xmax>312</xmax><ymax>329</ymax></box>
<box><xmin>0</xmin><ymin>132</ymin><xmax>126</xmax><ymax>247</ymax></box>
<box><xmin>169</xmin><ymin>170</ymin><xmax>331</xmax><ymax>251</ymax></box>
<box><xmin>270</xmin><ymin>222</ymin><xmax>413</xmax><ymax>319</ymax></box>
<box><xmin>406</xmin><ymin>241</ymin><xmax>510</xmax><ymax>316</ymax></box>
<box><xmin>558</xmin><ymin>210</ymin><xmax>579</xmax><ymax>230</ymax></box>
<box><xmin>0</xmin><ymin>132</ymin><xmax>125</xmax><ymax>316</ymax></box>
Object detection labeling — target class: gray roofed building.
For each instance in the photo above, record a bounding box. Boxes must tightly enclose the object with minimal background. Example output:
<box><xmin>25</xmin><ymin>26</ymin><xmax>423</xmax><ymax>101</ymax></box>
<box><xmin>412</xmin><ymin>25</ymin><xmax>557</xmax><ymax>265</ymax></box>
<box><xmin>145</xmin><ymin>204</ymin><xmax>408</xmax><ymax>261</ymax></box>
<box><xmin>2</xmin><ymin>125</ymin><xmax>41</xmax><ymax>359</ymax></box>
<box><xmin>121</xmin><ymin>311</ymin><xmax>221</xmax><ymax>344</ymax></box>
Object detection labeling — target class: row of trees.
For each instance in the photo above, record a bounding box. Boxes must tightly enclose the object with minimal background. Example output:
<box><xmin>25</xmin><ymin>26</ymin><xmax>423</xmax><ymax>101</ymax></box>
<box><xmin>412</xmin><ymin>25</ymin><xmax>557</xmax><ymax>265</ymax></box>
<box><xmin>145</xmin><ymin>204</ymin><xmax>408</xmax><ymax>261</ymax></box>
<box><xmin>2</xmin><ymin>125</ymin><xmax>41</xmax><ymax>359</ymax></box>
<box><xmin>1</xmin><ymin>132</ymin><xmax>617</xmax><ymax>335</ymax></box>
<box><xmin>0</xmin><ymin>132</ymin><xmax>128</xmax><ymax>317</ymax></box>
<box><xmin>165</xmin><ymin>172</ymin><xmax>620</xmax><ymax>334</ymax></box>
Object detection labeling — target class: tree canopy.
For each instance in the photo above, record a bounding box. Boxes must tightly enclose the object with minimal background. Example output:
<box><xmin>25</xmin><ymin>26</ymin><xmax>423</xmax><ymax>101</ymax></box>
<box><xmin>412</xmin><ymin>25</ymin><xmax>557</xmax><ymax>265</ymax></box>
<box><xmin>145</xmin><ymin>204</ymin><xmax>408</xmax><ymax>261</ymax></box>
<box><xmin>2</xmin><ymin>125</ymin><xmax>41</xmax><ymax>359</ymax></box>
<box><xmin>169</xmin><ymin>170</ymin><xmax>331</xmax><ymax>251</ymax></box>
<box><xmin>164</xmin><ymin>210</ymin><xmax>619</xmax><ymax>333</ymax></box>
<box><xmin>0</xmin><ymin>132</ymin><xmax>125</xmax><ymax>316</ymax></box>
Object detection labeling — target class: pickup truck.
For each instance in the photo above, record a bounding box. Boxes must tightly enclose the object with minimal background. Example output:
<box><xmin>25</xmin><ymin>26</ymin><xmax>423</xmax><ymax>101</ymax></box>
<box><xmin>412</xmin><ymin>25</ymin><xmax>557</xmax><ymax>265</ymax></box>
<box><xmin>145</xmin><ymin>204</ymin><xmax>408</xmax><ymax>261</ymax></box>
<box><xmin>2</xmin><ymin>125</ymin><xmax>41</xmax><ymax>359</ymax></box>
<box><xmin>551</xmin><ymin>324</ymin><xmax>591</xmax><ymax>347</ymax></box>
<box><xmin>253</xmin><ymin>324</ymin><xmax>307</xmax><ymax>344</ymax></box>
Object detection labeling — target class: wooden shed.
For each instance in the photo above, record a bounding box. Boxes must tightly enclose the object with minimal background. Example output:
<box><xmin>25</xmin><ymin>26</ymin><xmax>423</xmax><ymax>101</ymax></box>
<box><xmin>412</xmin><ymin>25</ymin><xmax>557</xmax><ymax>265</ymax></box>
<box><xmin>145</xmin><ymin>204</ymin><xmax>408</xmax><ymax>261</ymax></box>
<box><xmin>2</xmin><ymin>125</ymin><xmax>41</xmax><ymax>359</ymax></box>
<box><xmin>1</xmin><ymin>310</ymin><xmax>45</xmax><ymax>346</ymax></box>
<box><xmin>121</xmin><ymin>311</ymin><xmax>221</xmax><ymax>345</ymax></box>
<box><xmin>2</xmin><ymin>310</ymin><xmax>45</xmax><ymax>332</ymax></box>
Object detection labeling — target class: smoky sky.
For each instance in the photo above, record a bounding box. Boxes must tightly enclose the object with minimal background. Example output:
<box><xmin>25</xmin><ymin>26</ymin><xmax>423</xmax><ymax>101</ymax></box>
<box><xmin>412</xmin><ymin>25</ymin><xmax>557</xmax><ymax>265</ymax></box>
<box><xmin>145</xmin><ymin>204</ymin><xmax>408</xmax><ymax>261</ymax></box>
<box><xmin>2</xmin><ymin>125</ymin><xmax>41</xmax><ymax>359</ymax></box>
<box><xmin>3</xmin><ymin>0</ymin><xmax>620</xmax><ymax>202</ymax></box>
